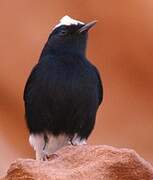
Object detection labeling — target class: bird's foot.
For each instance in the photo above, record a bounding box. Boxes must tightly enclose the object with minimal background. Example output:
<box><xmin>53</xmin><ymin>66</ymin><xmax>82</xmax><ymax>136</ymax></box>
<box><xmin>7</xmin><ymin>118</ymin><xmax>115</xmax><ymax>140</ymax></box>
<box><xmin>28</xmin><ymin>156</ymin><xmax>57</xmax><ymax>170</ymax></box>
<box><xmin>36</xmin><ymin>151</ymin><xmax>48</xmax><ymax>161</ymax></box>
<box><xmin>37</xmin><ymin>152</ymin><xmax>58</xmax><ymax>161</ymax></box>
<box><xmin>42</xmin><ymin>154</ymin><xmax>50</xmax><ymax>161</ymax></box>
<box><xmin>47</xmin><ymin>153</ymin><xmax>59</xmax><ymax>160</ymax></box>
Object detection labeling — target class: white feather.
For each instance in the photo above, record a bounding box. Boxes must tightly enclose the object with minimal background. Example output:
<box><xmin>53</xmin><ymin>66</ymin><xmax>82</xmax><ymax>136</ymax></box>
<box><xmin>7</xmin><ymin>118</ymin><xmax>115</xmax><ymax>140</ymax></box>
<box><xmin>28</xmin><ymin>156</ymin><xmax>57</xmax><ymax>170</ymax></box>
<box><xmin>44</xmin><ymin>133</ymin><xmax>69</xmax><ymax>154</ymax></box>
<box><xmin>29</xmin><ymin>134</ymin><xmax>45</xmax><ymax>160</ymax></box>
<box><xmin>29</xmin><ymin>133</ymin><xmax>69</xmax><ymax>160</ymax></box>
<box><xmin>54</xmin><ymin>15</ymin><xmax>84</xmax><ymax>29</ymax></box>
<box><xmin>69</xmin><ymin>133</ymin><xmax>87</xmax><ymax>145</ymax></box>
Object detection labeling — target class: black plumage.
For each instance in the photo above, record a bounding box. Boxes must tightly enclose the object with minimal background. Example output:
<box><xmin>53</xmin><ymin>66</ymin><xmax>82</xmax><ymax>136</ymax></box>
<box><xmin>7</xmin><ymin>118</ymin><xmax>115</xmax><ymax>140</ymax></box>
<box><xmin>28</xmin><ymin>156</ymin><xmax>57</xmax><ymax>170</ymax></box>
<box><xmin>24</xmin><ymin>16</ymin><xmax>103</xmax><ymax>157</ymax></box>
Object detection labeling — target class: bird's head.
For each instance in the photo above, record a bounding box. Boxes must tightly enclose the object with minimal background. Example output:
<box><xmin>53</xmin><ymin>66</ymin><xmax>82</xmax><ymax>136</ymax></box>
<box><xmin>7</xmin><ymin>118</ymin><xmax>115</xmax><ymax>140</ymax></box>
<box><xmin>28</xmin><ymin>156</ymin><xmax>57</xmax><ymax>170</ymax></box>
<box><xmin>46</xmin><ymin>15</ymin><xmax>97</xmax><ymax>55</ymax></box>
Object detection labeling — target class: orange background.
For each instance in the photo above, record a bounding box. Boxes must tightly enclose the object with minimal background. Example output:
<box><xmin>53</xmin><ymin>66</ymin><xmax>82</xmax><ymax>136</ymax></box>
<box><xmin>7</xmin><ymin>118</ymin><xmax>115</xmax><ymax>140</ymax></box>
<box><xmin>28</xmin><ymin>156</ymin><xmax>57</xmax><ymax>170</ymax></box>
<box><xmin>0</xmin><ymin>0</ymin><xmax>153</xmax><ymax>176</ymax></box>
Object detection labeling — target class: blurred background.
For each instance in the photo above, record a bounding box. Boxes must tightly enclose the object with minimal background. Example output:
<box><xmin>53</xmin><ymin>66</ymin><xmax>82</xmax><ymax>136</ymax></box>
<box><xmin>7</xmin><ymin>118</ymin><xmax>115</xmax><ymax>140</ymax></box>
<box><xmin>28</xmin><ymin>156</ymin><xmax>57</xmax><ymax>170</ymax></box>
<box><xmin>0</xmin><ymin>0</ymin><xmax>153</xmax><ymax>176</ymax></box>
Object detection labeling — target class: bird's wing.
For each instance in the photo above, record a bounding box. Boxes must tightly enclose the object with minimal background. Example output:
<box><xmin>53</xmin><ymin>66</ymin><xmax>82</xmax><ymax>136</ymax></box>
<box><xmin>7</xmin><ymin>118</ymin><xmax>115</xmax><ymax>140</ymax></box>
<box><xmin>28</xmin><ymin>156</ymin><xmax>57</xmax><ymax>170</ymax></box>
<box><xmin>93</xmin><ymin>66</ymin><xmax>103</xmax><ymax>105</ymax></box>
<box><xmin>23</xmin><ymin>64</ymin><xmax>38</xmax><ymax>102</ymax></box>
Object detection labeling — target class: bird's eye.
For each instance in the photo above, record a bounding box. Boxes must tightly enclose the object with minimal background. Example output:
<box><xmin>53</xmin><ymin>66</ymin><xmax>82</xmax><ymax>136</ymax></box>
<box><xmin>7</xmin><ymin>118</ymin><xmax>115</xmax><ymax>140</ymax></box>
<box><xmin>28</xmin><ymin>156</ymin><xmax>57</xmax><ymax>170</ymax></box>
<box><xmin>59</xmin><ymin>29</ymin><xmax>68</xmax><ymax>36</ymax></box>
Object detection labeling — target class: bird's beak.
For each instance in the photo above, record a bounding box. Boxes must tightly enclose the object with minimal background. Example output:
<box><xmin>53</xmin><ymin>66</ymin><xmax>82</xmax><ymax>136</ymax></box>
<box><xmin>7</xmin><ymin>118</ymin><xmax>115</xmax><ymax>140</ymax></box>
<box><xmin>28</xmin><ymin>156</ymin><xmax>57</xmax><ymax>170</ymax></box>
<box><xmin>79</xmin><ymin>20</ymin><xmax>97</xmax><ymax>33</ymax></box>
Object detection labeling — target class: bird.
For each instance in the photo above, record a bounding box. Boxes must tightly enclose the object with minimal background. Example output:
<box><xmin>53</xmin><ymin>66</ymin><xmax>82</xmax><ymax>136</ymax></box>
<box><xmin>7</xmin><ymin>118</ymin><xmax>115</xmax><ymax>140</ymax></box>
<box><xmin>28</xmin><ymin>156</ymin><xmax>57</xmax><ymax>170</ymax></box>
<box><xmin>23</xmin><ymin>15</ymin><xmax>103</xmax><ymax>160</ymax></box>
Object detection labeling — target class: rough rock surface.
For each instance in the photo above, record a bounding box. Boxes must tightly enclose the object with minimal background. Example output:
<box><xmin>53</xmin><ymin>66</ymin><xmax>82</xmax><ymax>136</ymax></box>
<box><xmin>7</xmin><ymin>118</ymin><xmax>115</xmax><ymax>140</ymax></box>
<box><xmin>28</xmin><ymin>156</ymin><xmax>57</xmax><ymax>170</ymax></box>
<box><xmin>2</xmin><ymin>145</ymin><xmax>153</xmax><ymax>180</ymax></box>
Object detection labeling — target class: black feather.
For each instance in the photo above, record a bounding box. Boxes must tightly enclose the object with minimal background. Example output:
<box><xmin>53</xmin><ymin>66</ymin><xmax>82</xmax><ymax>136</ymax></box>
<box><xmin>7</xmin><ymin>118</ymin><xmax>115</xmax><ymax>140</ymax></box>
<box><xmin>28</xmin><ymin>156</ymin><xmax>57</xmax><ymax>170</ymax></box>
<box><xmin>24</xmin><ymin>23</ymin><xmax>103</xmax><ymax>140</ymax></box>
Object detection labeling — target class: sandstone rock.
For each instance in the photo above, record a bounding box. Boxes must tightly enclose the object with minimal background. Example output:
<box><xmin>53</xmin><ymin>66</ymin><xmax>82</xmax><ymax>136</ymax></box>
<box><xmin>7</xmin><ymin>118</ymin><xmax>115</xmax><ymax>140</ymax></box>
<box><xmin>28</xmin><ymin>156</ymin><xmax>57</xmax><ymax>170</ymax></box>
<box><xmin>3</xmin><ymin>145</ymin><xmax>153</xmax><ymax>180</ymax></box>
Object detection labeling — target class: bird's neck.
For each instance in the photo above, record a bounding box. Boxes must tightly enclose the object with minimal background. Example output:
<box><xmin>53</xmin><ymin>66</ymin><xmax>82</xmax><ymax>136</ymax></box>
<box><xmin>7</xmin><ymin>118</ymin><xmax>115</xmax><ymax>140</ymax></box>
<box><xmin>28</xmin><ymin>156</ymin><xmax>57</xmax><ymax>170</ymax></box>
<box><xmin>39</xmin><ymin>42</ymin><xmax>86</xmax><ymax>60</ymax></box>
